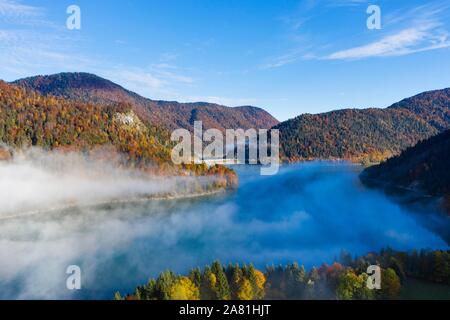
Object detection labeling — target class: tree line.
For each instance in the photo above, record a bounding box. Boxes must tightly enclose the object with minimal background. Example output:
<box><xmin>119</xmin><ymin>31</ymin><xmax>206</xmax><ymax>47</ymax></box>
<box><xmin>116</xmin><ymin>248</ymin><xmax>450</xmax><ymax>300</ymax></box>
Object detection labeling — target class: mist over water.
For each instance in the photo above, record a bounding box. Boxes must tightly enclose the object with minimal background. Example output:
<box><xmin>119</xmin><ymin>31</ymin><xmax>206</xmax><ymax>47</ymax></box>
<box><xmin>0</xmin><ymin>149</ymin><xmax>217</xmax><ymax>218</ymax></box>
<box><xmin>0</xmin><ymin>161</ymin><xmax>448</xmax><ymax>299</ymax></box>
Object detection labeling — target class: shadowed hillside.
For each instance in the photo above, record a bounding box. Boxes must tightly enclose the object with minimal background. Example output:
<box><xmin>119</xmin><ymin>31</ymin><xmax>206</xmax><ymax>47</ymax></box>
<box><xmin>361</xmin><ymin>130</ymin><xmax>450</xmax><ymax>209</ymax></box>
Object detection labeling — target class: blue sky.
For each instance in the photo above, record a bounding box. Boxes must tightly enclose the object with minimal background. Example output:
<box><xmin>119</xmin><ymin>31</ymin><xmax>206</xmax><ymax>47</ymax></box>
<box><xmin>0</xmin><ymin>0</ymin><xmax>449</xmax><ymax>121</ymax></box>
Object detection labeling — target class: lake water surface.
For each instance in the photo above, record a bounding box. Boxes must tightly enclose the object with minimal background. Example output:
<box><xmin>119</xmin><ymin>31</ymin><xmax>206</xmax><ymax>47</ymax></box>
<box><xmin>0</xmin><ymin>162</ymin><xmax>448</xmax><ymax>299</ymax></box>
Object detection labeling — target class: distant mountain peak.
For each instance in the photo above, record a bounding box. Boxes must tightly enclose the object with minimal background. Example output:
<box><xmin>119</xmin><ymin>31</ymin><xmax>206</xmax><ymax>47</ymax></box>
<box><xmin>11</xmin><ymin>72</ymin><xmax>279</xmax><ymax>131</ymax></box>
<box><xmin>388</xmin><ymin>87</ymin><xmax>450</xmax><ymax>131</ymax></box>
<box><xmin>13</xmin><ymin>72</ymin><xmax>132</xmax><ymax>97</ymax></box>
<box><xmin>275</xmin><ymin>87</ymin><xmax>450</xmax><ymax>163</ymax></box>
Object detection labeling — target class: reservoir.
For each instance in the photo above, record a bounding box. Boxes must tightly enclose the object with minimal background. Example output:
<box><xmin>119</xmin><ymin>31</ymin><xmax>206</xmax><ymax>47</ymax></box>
<box><xmin>0</xmin><ymin>162</ymin><xmax>448</xmax><ymax>299</ymax></box>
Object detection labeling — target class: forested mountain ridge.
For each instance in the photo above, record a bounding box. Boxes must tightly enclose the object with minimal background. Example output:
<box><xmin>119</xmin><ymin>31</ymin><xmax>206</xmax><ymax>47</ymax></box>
<box><xmin>275</xmin><ymin>88</ymin><xmax>450</xmax><ymax>163</ymax></box>
<box><xmin>389</xmin><ymin>88</ymin><xmax>450</xmax><ymax>131</ymax></box>
<box><xmin>10</xmin><ymin>73</ymin><xmax>450</xmax><ymax>166</ymax></box>
<box><xmin>12</xmin><ymin>72</ymin><xmax>279</xmax><ymax>131</ymax></box>
<box><xmin>0</xmin><ymin>80</ymin><xmax>171</xmax><ymax>164</ymax></box>
<box><xmin>275</xmin><ymin>108</ymin><xmax>438</xmax><ymax>163</ymax></box>
<box><xmin>0</xmin><ymin>80</ymin><xmax>237</xmax><ymax>188</ymax></box>
<box><xmin>361</xmin><ymin>129</ymin><xmax>450</xmax><ymax>212</ymax></box>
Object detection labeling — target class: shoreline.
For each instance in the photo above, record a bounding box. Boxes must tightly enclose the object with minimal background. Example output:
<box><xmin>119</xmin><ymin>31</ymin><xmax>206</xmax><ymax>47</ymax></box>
<box><xmin>0</xmin><ymin>188</ymin><xmax>227</xmax><ymax>221</ymax></box>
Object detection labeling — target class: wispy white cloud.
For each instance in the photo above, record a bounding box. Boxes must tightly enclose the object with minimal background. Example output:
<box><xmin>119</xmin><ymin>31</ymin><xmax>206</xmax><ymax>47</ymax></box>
<box><xmin>106</xmin><ymin>68</ymin><xmax>165</xmax><ymax>91</ymax></box>
<box><xmin>159</xmin><ymin>52</ymin><xmax>178</xmax><ymax>62</ymax></box>
<box><xmin>0</xmin><ymin>28</ymin><xmax>93</xmax><ymax>79</ymax></box>
<box><xmin>95</xmin><ymin>66</ymin><xmax>254</xmax><ymax>106</ymax></box>
<box><xmin>260</xmin><ymin>45</ymin><xmax>318</xmax><ymax>69</ymax></box>
<box><xmin>100</xmin><ymin>63</ymin><xmax>196</xmax><ymax>100</ymax></box>
<box><xmin>0</xmin><ymin>2</ymin><xmax>194</xmax><ymax>99</ymax></box>
<box><xmin>0</xmin><ymin>0</ymin><xmax>93</xmax><ymax>79</ymax></box>
<box><xmin>266</xmin><ymin>1</ymin><xmax>450</xmax><ymax>67</ymax></box>
<box><xmin>0</xmin><ymin>1</ymin><xmax>202</xmax><ymax>102</ymax></box>
<box><xmin>0</xmin><ymin>0</ymin><xmax>42</xmax><ymax>18</ymax></box>
<box><xmin>0</xmin><ymin>31</ymin><xmax>196</xmax><ymax>102</ymax></box>
<box><xmin>383</xmin><ymin>3</ymin><xmax>450</xmax><ymax>28</ymax></box>
<box><xmin>324</xmin><ymin>2</ymin><xmax>450</xmax><ymax>60</ymax></box>
<box><xmin>152</xmin><ymin>63</ymin><xmax>194</xmax><ymax>84</ymax></box>
<box><xmin>326</xmin><ymin>0</ymin><xmax>368</xmax><ymax>8</ymax></box>
<box><xmin>261</xmin><ymin>50</ymin><xmax>303</xmax><ymax>69</ymax></box>
<box><xmin>326</xmin><ymin>23</ymin><xmax>450</xmax><ymax>60</ymax></box>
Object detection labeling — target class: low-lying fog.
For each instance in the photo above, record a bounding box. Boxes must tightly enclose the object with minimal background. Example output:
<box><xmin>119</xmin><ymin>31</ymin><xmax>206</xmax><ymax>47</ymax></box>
<box><xmin>0</xmin><ymin>154</ymin><xmax>448</xmax><ymax>299</ymax></box>
<box><xmin>0</xmin><ymin>148</ymin><xmax>216</xmax><ymax>218</ymax></box>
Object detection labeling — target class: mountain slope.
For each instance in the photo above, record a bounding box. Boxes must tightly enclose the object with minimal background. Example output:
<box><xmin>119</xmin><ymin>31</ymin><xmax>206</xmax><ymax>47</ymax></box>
<box><xmin>0</xmin><ymin>80</ymin><xmax>237</xmax><ymax>188</ymax></box>
<box><xmin>12</xmin><ymin>73</ymin><xmax>279</xmax><ymax>131</ymax></box>
<box><xmin>275</xmin><ymin>88</ymin><xmax>450</xmax><ymax>163</ymax></box>
<box><xmin>0</xmin><ymin>80</ymin><xmax>171</xmax><ymax>165</ymax></box>
<box><xmin>360</xmin><ymin>129</ymin><xmax>450</xmax><ymax>213</ymax></box>
<box><xmin>389</xmin><ymin>88</ymin><xmax>450</xmax><ymax>131</ymax></box>
<box><xmin>361</xmin><ymin>130</ymin><xmax>450</xmax><ymax>197</ymax></box>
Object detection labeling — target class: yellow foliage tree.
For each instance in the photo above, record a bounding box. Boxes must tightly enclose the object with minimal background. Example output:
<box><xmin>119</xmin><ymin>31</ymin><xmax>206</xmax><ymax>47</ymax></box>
<box><xmin>254</xmin><ymin>269</ymin><xmax>266</xmax><ymax>298</ymax></box>
<box><xmin>237</xmin><ymin>279</ymin><xmax>254</xmax><ymax>300</ymax></box>
<box><xmin>169</xmin><ymin>277</ymin><xmax>200</xmax><ymax>300</ymax></box>
<box><xmin>254</xmin><ymin>270</ymin><xmax>266</xmax><ymax>290</ymax></box>
<box><xmin>209</xmin><ymin>273</ymin><xmax>217</xmax><ymax>288</ymax></box>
